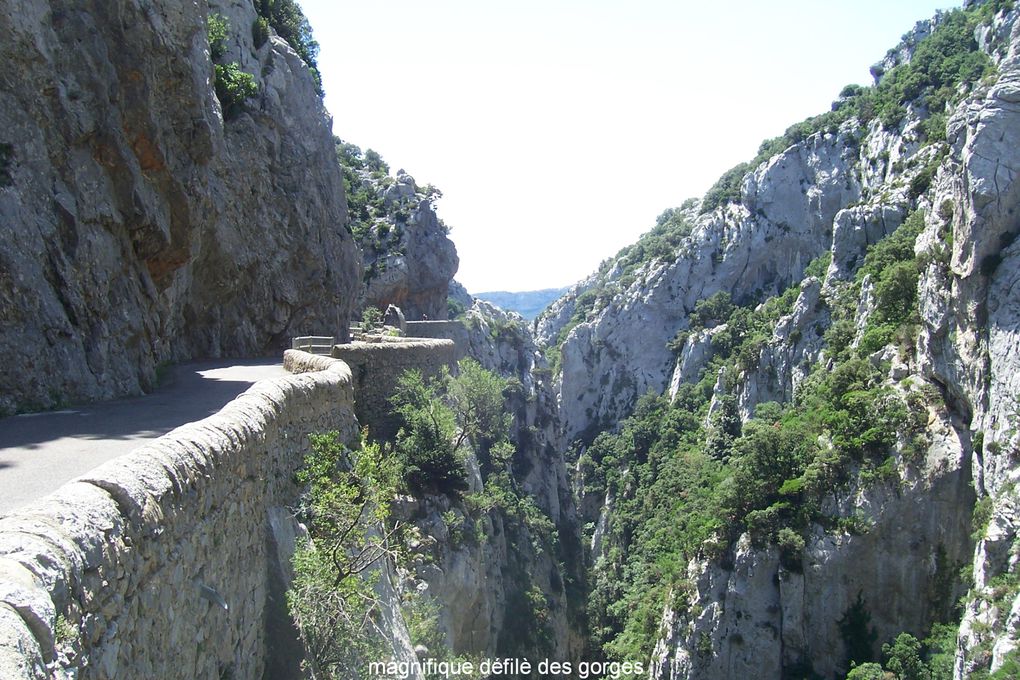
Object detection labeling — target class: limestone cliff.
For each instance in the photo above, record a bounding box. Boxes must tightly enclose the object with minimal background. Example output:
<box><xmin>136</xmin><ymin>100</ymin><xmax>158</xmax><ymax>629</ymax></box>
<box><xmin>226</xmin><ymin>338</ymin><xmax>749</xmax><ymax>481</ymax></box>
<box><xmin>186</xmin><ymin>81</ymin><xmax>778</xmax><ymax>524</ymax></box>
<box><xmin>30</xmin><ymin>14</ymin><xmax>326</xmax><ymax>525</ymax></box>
<box><xmin>537</xmin><ymin>1</ymin><xmax>1020</xmax><ymax>677</ymax></box>
<box><xmin>338</xmin><ymin>143</ymin><xmax>459</xmax><ymax>321</ymax></box>
<box><xmin>395</xmin><ymin>302</ymin><xmax>586</xmax><ymax>662</ymax></box>
<box><xmin>0</xmin><ymin>0</ymin><xmax>360</xmax><ymax>415</ymax></box>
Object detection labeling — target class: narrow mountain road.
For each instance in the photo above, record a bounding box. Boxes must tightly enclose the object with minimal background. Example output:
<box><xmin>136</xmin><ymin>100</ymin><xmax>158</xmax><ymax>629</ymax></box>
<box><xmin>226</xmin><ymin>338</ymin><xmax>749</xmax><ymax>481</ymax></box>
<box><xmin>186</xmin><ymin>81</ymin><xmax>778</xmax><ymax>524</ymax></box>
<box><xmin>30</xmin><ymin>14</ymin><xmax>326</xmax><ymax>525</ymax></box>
<box><xmin>0</xmin><ymin>358</ymin><xmax>288</xmax><ymax>516</ymax></box>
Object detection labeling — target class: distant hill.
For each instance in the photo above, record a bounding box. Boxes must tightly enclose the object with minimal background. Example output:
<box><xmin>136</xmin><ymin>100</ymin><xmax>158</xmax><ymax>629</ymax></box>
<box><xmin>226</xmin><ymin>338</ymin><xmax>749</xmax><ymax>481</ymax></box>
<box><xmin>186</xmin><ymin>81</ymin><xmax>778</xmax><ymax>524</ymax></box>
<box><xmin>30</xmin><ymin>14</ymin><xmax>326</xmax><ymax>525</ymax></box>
<box><xmin>474</xmin><ymin>287</ymin><xmax>569</xmax><ymax>320</ymax></box>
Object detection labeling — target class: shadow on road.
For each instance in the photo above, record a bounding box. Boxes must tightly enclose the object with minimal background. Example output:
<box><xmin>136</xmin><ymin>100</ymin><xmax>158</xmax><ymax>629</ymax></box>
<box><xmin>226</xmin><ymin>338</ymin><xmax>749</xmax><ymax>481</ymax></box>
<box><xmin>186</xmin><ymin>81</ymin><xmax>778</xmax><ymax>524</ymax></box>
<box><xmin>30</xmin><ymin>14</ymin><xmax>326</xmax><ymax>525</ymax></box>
<box><xmin>0</xmin><ymin>358</ymin><xmax>285</xmax><ymax>451</ymax></box>
<box><xmin>0</xmin><ymin>357</ymin><xmax>290</xmax><ymax>515</ymax></box>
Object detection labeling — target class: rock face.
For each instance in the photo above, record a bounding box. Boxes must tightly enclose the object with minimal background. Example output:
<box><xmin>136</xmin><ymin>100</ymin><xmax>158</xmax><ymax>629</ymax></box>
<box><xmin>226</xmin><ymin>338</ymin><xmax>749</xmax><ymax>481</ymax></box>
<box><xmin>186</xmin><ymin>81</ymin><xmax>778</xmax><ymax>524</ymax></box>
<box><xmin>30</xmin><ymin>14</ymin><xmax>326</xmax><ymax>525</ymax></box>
<box><xmin>0</xmin><ymin>0</ymin><xmax>360</xmax><ymax>415</ymax></box>
<box><xmin>394</xmin><ymin>302</ymin><xmax>586</xmax><ymax>662</ymax></box>
<box><xmin>540</xmin><ymin>122</ymin><xmax>864</xmax><ymax>445</ymax></box>
<box><xmin>928</xmin><ymin>8</ymin><xmax>1020</xmax><ymax>676</ymax></box>
<box><xmin>536</xmin><ymin>3</ymin><xmax>1020</xmax><ymax>678</ymax></box>
<box><xmin>649</xmin><ymin>376</ymin><xmax>974</xmax><ymax>680</ymax></box>
<box><xmin>347</xmin><ymin>163</ymin><xmax>460</xmax><ymax>321</ymax></box>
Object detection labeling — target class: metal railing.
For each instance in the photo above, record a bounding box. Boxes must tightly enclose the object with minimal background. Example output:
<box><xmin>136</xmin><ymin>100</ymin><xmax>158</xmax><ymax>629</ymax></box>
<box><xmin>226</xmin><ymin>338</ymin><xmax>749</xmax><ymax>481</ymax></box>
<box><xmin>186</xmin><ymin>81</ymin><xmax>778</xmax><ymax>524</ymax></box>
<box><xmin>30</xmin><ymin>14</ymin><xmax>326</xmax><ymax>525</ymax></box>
<box><xmin>290</xmin><ymin>336</ymin><xmax>335</xmax><ymax>355</ymax></box>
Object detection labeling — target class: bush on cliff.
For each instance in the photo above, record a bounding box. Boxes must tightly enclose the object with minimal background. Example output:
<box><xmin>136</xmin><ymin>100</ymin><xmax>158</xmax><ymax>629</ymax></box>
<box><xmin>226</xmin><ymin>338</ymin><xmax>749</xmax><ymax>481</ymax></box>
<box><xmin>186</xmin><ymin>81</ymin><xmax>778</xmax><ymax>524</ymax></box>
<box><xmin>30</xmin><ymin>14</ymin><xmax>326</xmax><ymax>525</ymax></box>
<box><xmin>206</xmin><ymin>13</ymin><xmax>229</xmax><ymax>60</ymax></box>
<box><xmin>288</xmin><ymin>432</ymin><xmax>401</xmax><ymax>678</ymax></box>
<box><xmin>214</xmin><ymin>63</ymin><xmax>258</xmax><ymax>120</ymax></box>
<box><xmin>255</xmin><ymin>0</ymin><xmax>322</xmax><ymax>93</ymax></box>
<box><xmin>390</xmin><ymin>359</ymin><xmax>513</xmax><ymax>496</ymax></box>
<box><xmin>391</xmin><ymin>368</ymin><xmax>469</xmax><ymax>496</ymax></box>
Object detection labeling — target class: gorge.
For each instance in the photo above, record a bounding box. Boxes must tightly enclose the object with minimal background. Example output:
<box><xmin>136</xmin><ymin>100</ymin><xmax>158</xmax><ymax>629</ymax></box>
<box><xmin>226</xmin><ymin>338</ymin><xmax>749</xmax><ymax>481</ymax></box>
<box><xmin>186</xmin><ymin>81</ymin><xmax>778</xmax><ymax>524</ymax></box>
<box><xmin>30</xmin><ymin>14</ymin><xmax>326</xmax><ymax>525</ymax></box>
<box><xmin>1</xmin><ymin>1</ymin><xmax>1020</xmax><ymax>679</ymax></box>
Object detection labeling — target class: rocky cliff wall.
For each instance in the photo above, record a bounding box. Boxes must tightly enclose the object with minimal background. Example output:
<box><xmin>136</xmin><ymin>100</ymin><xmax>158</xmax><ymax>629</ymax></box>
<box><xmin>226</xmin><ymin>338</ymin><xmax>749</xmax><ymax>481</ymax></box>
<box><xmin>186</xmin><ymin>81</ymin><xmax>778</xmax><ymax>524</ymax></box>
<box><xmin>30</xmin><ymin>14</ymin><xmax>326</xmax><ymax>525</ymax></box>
<box><xmin>394</xmin><ymin>302</ymin><xmax>587</xmax><ymax>662</ymax></box>
<box><xmin>541</xmin><ymin>2</ymin><xmax>1020</xmax><ymax>677</ymax></box>
<box><xmin>0</xmin><ymin>0</ymin><xmax>360</xmax><ymax>416</ymax></box>
<box><xmin>925</xmin><ymin>6</ymin><xmax>1020</xmax><ymax>675</ymax></box>
<box><xmin>356</xmin><ymin>170</ymin><xmax>460</xmax><ymax>321</ymax></box>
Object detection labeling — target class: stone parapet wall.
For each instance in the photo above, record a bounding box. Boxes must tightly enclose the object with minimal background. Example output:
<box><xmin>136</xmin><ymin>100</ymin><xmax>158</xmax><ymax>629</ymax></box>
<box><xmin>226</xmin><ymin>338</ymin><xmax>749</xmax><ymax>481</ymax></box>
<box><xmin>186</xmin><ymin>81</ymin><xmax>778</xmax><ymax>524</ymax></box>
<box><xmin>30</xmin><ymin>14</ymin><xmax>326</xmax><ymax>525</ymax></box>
<box><xmin>0</xmin><ymin>352</ymin><xmax>358</xmax><ymax>679</ymax></box>
<box><xmin>404</xmin><ymin>321</ymin><xmax>469</xmax><ymax>358</ymax></box>
<box><xmin>332</xmin><ymin>338</ymin><xmax>458</xmax><ymax>439</ymax></box>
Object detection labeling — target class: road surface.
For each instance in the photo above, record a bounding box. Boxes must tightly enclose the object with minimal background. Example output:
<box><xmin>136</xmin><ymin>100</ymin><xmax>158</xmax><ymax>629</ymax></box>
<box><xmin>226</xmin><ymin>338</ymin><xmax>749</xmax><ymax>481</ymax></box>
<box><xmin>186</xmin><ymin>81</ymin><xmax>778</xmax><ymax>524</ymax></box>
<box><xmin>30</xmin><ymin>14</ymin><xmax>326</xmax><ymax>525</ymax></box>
<box><xmin>0</xmin><ymin>358</ymin><xmax>287</xmax><ymax>516</ymax></box>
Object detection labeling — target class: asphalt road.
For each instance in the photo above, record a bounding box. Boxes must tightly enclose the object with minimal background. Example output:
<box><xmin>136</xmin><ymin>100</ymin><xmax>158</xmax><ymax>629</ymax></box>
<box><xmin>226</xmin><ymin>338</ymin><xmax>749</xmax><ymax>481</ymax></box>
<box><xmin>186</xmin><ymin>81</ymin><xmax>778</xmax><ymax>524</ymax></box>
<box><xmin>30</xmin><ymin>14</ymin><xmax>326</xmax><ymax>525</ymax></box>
<box><xmin>0</xmin><ymin>358</ymin><xmax>288</xmax><ymax>516</ymax></box>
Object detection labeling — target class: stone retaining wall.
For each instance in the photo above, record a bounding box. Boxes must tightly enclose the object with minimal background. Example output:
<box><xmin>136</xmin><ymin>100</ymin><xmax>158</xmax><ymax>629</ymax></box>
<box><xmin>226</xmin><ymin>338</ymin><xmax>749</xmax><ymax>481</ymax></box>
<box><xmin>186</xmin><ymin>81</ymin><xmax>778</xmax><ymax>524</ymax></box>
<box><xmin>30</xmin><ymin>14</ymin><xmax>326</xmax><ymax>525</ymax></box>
<box><xmin>404</xmin><ymin>321</ymin><xmax>469</xmax><ymax>358</ymax></box>
<box><xmin>0</xmin><ymin>352</ymin><xmax>358</xmax><ymax>679</ymax></box>
<box><xmin>331</xmin><ymin>338</ymin><xmax>458</xmax><ymax>440</ymax></box>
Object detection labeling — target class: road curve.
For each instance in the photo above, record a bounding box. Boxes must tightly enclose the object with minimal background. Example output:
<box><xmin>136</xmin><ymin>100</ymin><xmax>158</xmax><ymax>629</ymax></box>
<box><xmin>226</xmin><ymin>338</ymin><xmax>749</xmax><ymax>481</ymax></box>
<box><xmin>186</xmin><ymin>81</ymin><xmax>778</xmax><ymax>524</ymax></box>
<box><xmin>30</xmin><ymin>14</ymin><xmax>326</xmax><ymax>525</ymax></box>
<box><xmin>0</xmin><ymin>358</ymin><xmax>288</xmax><ymax>516</ymax></box>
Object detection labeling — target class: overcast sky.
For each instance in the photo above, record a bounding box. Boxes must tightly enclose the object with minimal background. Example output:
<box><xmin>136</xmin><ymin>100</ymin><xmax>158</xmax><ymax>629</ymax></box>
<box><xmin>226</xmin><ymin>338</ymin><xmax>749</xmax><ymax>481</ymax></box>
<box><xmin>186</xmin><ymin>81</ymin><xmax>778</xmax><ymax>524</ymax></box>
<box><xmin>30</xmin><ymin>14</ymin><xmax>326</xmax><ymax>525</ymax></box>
<box><xmin>299</xmin><ymin>0</ymin><xmax>956</xmax><ymax>294</ymax></box>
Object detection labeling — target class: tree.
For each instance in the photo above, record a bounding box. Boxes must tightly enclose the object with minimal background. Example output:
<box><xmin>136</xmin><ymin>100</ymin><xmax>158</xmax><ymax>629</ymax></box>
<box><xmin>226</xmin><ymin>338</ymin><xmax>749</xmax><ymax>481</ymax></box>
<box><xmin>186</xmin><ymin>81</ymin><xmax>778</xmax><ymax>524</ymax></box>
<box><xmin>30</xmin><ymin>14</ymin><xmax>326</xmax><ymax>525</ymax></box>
<box><xmin>840</xmin><ymin>592</ymin><xmax>878</xmax><ymax>671</ymax></box>
<box><xmin>873</xmin><ymin>261</ymin><xmax>919</xmax><ymax>325</ymax></box>
<box><xmin>447</xmin><ymin>359</ymin><xmax>510</xmax><ymax>471</ymax></box>
<box><xmin>288</xmin><ymin>432</ymin><xmax>401</xmax><ymax>679</ymax></box>
<box><xmin>847</xmin><ymin>663</ymin><xmax>891</xmax><ymax>680</ymax></box>
<box><xmin>390</xmin><ymin>369</ymin><xmax>468</xmax><ymax>496</ymax></box>
<box><xmin>883</xmin><ymin>633</ymin><xmax>929</xmax><ymax>680</ymax></box>
<box><xmin>364</xmin><ymin>149</ymin><xmax>389</xmax><ymax>173</ymax></box>
<box><xmin>690</xmin><ymin>291</ymin><xmax>735</xmax><ymax>330</ymax></box>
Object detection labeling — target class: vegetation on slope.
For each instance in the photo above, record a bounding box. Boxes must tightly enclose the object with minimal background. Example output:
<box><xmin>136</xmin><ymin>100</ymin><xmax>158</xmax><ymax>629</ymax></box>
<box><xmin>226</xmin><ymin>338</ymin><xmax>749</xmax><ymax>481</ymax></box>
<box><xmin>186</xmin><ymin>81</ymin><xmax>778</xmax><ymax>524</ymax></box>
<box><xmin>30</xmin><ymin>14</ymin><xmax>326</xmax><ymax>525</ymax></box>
<box><xmin>585</xmin><ymin>212</ymin><xmax>939</xmax><ymax>671</ymax></box>
<box><xmin>701</xmin><ymin>1</ymin><xmax>1002</xmax><ymax>213</ymax></box>
<box><xmin>335</xmin><ymin>140</ymin><xmax>447</xmax><ymax>287</ymax></box>
<box><xmin>289</xmin><ymin>359</ymin><xmax>567</xmax><ymax>675</ymax></box>
<box><xmin>254</xmin><ymin>0</ymin><xmax>323</xmax><ymax>93</ymax></box>
<box><xmin>207</xmin><ymin>14</ymin><xmax>258</xmax><ymax>120</ymax></box>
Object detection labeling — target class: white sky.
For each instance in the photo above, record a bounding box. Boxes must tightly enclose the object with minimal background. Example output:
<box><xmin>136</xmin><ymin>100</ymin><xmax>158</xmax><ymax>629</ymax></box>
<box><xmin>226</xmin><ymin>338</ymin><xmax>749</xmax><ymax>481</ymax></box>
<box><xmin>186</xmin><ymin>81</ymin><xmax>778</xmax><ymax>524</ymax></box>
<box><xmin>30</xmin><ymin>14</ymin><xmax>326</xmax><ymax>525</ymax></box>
<box><xmin>299</xmin><ymin>0</ymin><xmax>956</xmax><ymax>294</ymax></box>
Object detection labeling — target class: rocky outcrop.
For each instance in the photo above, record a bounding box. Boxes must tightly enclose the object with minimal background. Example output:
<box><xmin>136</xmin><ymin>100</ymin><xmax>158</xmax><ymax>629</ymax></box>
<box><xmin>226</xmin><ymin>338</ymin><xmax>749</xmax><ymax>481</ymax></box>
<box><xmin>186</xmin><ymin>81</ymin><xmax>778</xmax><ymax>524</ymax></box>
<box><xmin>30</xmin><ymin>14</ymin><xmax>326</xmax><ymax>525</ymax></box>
<box><xmin>650</xmin><ymin>333</ymin><xmax>975</xmax><ymax>679</ymax></box>
<box><xmin>0</xmin><ymin>0</ymin><xmax>360</xmax><ymax>416</ymax></box>
<box><xmin>735</xmin><ymin>277</ymin><xmax>828</xmax><ymax>419</ymax></box>
<box><xmin>351</xmin><ymin>166</ymin><xmax>459</xmax><ymax>320</ymax></box>
<box><xmin>541</xmin><ymin>122</ymin><xmax>868</xmax><ymax>444</ymax></box>
<box><xmin>543</xmin><ymin>2</ymin><xmax>1020</xmax><ymax>677</ymax></box>
<box><xmin>920</xmin><ymin>7</ymin><xmax>1020</xmax><ymax>675</ymax></box>
<box><xmin>395</xmin><ymin>301</ymin><xmax>586</xmax><ymax>662</ymax></box>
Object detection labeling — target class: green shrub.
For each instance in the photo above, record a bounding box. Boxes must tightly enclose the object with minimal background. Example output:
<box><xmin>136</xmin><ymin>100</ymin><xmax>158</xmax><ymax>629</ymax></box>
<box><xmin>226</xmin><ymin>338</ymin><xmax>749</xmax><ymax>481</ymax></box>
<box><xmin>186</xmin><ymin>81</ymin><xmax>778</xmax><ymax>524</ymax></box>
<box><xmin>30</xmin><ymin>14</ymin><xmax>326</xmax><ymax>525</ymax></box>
<box><xmin>920</xmin><ymin>111</ymin><xmax>948</xmax><ymax>143</ymax></box>
<box><xmin>447</xmin><ymin>358</ymin><xmax>511</xmax><ymax>470</ymax></box>
<box><xmin>252</xmin><ymin>17</ymin><xmax>270</xmax><ymax>48</ymax></box>
<box><xmin>447</xmin><ymin>297</ymin><xmax>467</xmax><ymax>319</ymax></box>
<box><xmin>840</xmin><ymin>593</ymin><xmax>878</xmax><ymax>670</ymax></box>
<box><xmin>288</xmin><ymin>432</ymin><xmax>400</xmax><ymax>678</ymax></box>
<box><xmin>883</xmin><ymin>633</ymin><xmax>928</xmax><ymax>680</ymax></box>
<box><xmin>701</xmin><ymin>162</ymin><xmax>750</xmax><ymax>213</ymax></box>
<box><xmin>804</xmin><ymin>251</ymin><xmax>832</xmax><ymax>279</ymax></box>
<box><xmin>360</xmin><ymin>306</ymin><xmax>382</xmax><ymax>330</ymax></box>
<box><xmin>991</xmin><ymin>649</ymin><xmax>1020</xmax><ymax>679</ymax></box>
<box><xmin>364</xmin><ymin>148</ymin><xmax>389</xmax><ymax>173</ymax></box>
<box><xmin>689</xmin><ymin>291</ymin><xmax>734</xmax><ymax>330</ymax></box>
<box><xmin>776</xmin><ymin>527</ymin><xmax>806</xmax><ymax>571</ymax></box>
<box><xmin>206</xmin><ymin>13</ymin><xmax>229</xmax><ymax>60</ymax></box>
<box><xmin>214</xmin><ymin>63</ymin><xmax>258</xmax><ymax>119</ymax></box>
<box><xmin>854</xmin><ymin>209</ymin><xmax>924</xmax><ymax>355</ymax></box>
<box><xmin>391</xmin><ymin>369</ymin><xmax>468</xmax><ymax>496</ymax></box>
<box><xmin>873</xmin><ymin>260</ymin><xmax>920</xmax><ymax>325</ymax></box>
<box><xmin>972</xmin><ymin>494</ymin><xmax>994</xmax><ymax>540</ymax></box>
<box><xmin>255</xmin><ymin>0</ymin><xmax>322</xmax><ymax>93</ymax></box>
<box><xmin>908</xmin><ymin>161</ymin><xmax>937</xmax><ymax>200</ymax></box>
<box><xmin>846</xmin><ymin>662</ymin><xmax>887</xmax><ymax>680</ymax></box>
